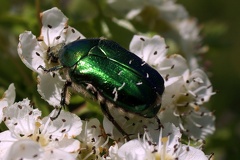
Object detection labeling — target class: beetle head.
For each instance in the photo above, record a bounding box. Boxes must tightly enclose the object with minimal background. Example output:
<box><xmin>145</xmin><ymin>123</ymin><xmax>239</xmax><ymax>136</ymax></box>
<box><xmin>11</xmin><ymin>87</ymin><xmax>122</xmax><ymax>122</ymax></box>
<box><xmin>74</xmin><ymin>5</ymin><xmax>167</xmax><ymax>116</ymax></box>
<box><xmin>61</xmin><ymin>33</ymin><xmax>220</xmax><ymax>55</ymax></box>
<box><xmin>47</xmin><ymin>43</ymin><xmax>65</xmax><ymax>63</ymax></box>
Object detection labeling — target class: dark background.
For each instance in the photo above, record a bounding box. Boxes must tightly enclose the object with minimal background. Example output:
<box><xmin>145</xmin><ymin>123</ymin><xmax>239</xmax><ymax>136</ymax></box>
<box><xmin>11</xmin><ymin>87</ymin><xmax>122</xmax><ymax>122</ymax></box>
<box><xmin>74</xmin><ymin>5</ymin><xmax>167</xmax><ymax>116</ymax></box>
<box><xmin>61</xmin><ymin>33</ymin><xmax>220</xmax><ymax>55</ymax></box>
<box><xmin>179</xmin><ymin>0</ymin><xmax>240</xmax><ymax>159</ymax></box>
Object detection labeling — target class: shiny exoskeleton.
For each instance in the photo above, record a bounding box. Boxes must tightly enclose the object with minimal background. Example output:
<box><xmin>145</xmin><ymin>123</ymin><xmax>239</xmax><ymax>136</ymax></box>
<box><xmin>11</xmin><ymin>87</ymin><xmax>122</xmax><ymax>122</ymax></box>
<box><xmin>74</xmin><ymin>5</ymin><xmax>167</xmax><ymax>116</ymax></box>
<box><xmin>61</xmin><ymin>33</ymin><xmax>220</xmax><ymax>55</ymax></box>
<box><xmin>39</xmin><ymin>38</ymin><xmax>165</xmax><ymax>140</ymax></box>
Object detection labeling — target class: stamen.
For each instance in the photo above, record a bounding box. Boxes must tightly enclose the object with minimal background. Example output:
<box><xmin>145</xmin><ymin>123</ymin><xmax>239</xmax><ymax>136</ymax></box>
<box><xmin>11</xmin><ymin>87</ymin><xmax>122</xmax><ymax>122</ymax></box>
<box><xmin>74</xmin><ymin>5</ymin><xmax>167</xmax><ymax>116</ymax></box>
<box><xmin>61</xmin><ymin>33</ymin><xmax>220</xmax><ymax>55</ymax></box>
<box><xmin>173</xmin><ymin>110</ymin><xmax>180</xmax><ymax>116</ymax></box>
<box><xmin>100</xmin><ymin>136</ymin><xmax>109</xmax><ymax>148</ymax></box>
<box><xmin>188</xmin><ymin>116</ymin><xmax>203</xmax><ymax>128</ymax></box>
<box><xmin>178</xmin><ymin>120</ymin><xmax>188</xmax><ymax>132</ymax></box>
<box><xmin>157</xmin><ymin>126</ymin><xmax>163</xmax><ymax>150</ymax></box>
<box><xmin>83</xmin><ymin>151</ymin><xmax>94</xmax><ymax>160</ymax></box>
<box><xmin>158</xmin><ymin>66</ymin><xmax>175</xmax><ymax>71</ymax></box>
<box><xmin>160</xmin><ymin>137</ymin><xmax>168</xmax><ymax>159</ymax></box>
<box><xmin>192</xmin><ymin>85</ymin><xmax>208</xmax><ymax>94</ymax></box>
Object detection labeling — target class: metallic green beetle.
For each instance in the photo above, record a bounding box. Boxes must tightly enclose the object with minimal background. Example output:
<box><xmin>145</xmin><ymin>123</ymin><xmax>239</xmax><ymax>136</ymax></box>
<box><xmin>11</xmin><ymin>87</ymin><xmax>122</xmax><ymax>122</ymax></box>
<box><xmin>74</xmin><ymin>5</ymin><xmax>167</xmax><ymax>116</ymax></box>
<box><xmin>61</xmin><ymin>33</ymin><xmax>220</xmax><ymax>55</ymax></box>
<box><xmin>39</xmin><ymin>38</ymin><xmax>165</xmax><ymax>139</ymax></box>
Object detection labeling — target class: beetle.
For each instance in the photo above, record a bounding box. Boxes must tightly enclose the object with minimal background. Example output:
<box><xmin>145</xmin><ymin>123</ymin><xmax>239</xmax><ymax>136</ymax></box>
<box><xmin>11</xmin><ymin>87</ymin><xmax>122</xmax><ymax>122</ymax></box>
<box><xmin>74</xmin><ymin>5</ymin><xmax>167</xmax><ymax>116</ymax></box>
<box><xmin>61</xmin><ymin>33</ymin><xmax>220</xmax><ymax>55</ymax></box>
<box><xmin>38</xmin><ymin>38</ymin><xmax>165</xmax><ymax>140</ymax></box>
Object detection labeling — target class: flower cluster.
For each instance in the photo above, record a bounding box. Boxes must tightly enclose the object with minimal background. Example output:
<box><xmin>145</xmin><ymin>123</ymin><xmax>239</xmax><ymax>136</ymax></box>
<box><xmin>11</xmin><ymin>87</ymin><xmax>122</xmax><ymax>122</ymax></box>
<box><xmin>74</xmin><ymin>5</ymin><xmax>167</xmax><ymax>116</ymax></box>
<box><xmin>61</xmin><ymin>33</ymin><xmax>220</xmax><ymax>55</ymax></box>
<box><xmin>0</xmin><ymin>3</ymin><xmax>215</xmax><ymax>160</ymax></box>
<box><xmin>0</xmin><ymin>84</ymin><xmax>212</xmax><ymax>159</ymax></box>
<box><xmin>107</xmin><ymin>0</ymin><xmax>207</xmax><ymax>69</ymax></box>
<box><xmin>0</xmin><ymin>84</ymin><xmax>81</xmax><ymax>159</ymax></box>
<box><xmin>105</xmin><ymin>35</ymin><xmax>215</xmax><ymax>141</ymax></box>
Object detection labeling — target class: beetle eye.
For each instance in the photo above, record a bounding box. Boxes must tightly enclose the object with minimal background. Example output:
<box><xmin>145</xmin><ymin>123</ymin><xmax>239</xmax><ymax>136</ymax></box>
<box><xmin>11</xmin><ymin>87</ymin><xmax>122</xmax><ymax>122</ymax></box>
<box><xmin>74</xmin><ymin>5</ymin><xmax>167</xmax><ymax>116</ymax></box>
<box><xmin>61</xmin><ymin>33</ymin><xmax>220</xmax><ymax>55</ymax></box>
<box><xmin>48</xmin><ymin>52</ymin><xmax>59</xmax><ymax>63</ymax></box>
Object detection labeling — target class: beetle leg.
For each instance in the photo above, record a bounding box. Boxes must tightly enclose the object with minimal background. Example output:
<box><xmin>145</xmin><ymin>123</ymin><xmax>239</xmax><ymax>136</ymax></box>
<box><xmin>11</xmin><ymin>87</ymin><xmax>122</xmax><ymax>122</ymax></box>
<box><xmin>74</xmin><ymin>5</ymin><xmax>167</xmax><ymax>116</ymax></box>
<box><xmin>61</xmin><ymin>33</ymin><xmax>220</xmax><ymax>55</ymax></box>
<box><xmin>100</xmin><ymin>103</ymin><xmax>131</xmax><ymax>141</ymax></box>
<box><xmin>155</xmin><ymin>115</ymin><xmax>164</xmax><ymax>130</ymax></box>
<box><xmin>50</xmin><ymin>107</ymin><xmax>62</xmax><ymax>121</ymax></box>
<box><xmin>50</xmin><ymin>80</ymin><xmax>72</xmax><ymax>121</ymax></box>
<box><xmin>60</xmin><ymin>80</ymin><xmax>72</xmax><ymax>106</ymax></box>
<box><xmin>37</xmin><ymin>65</ymin><xmax>63</xmax><ymax>72</ymax></box>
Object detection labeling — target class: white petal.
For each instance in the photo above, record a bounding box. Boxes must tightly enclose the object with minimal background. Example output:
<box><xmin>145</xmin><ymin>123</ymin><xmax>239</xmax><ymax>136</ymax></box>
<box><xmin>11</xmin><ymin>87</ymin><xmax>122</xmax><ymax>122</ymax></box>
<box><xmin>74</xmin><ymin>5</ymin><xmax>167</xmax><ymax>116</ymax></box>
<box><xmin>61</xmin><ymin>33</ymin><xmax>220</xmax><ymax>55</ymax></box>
<box><xmin>0</xmin><ymin>100</ymin><xmax>7</xmax><ymax>124</ymax></box>
<box><xmin>37</xmin><ymin>73</ymin><xmax>65</xmax><ymax>107</ymax></box>
<box><xmin>130</xmin><ymin>35</ymin><xmax>167</xmax><ymax>67</ymax></box>
<box><xmin>2</xmin><ymin>83</ymin><xmax>16</xmax><ymax>106</ymax></box>
<box><xmin>185</xmin><ymin>69</ymin><xmax>213</xmax><ymax>104</ymax></box>
<box><xmin>178</xmin><ymin>145</ymin><xmax>208</xmax><ymax>160</ymax></box>
<box><xmin>3</xmin><ymin>98</ymin><xmax>41</xmax><ymax>136</ymax></box>
<box><xmin>112</xmin><ymin>18</ymin><xmax>137</xmax><ymax>32</ymax></box>
<box><xmin>0</xmin><ymin>131</ymin><xmax>17</xmax><ymax>157</ymax></box>
<box><xmin>157</xmin><ymin>1</ymin><xmax>202</xmax><ymax>70</ymax></box>
<box><xmin>108</xmin><ymin>143</ymin><xmax>119</xmax><ymax>159</ymax></box>
<box><xmin>107</xmin><ymin>0</ymin><xmax>144</xmax><ymax>17</ymax></box>
<box><xmin>161</xmin><ymin>76</ymin><xmax>186</xmax><ymax>108</ymax></box>
<box><xmin>184</xmin><ymin>107</ymin><xmax>215</xmax><ymax>139</ymax></box>
<box><xmin>161</xmin><ymin>123</ymin><xmax>181</xmax><ymax>148</ymax></box>
<box><xmin>118</xmin><ymin>139</ymin><xmax>147</xmax><ymax>160</ymax></box>
<box><xmin>18</xmin><ymin>31</ymin><xmax>46</xmax><ymax>73</ymax></box>
<box><xmin>126</xmin><ymin>8</ymin><xmax>142</xmax><ymax>19</ymax></box>
<box><xmin>77</xmin><ymin>118</ymin><xmax>109</xmax><ymax>159</ymax></box>
<box><xmin>157</xmin><ymin>0</ymin><xmax>188</xmax><ymax>21</ymax></box>
<box><xmin>43</xmin><ymin>147</ymin><xmax>76</xmax><ymax>160</ymax></box>
<box><xmin>41</xmin><ymin>7</ymin><xmax>68</xmax><ymax>46</ymax></box>
<box><xmin>173</xmin><ymin>19</ymin><xmax>202</xmax><ymax>70</ymax></box>
<box><xmin>0</xmin><ymin>83</ymin><xmax>16</xmax><ymax>122</ymax></box>
<box><xmin>157</xmin><ymin>54</ymin><xmax>189</xmax><ymax>86</ymax></box>
<box><xmin>41</xmin><ymin>110</ymin><xmax>82</xmax><ymax>139</ymax></box>
<box><xmin>177</xmin><ymin>19</ymin><xmax>199</xmax><ymax>42</ymax></box>
<box><xmin>103</xmin><ymin>116</ymin><xmax>117</xmax><ymax>139</ymax></box>
<box><xmin>158</xmin><ymin>105</ymin><xmax>179</xmax><ymax>126</ymax></box>
<box><xmin>44</xmin><ymin>138</ymin><xmax>80</xmax><ymax>159</ymax></box>
<box><xmin>79</xmin><ymin>118</ymin><xmax>102</xmax><ymax>141</ymax></box>
<box><xmin>78</xmin><ymin>118</ymin><xmax>108</xmax><ymax>152</ymax></box>
<box><xmin>65</xmin><ymin>26</ymin><xmax>85</xmax><ymax>44</ymax></box>
<box><xmin>4</xmin><ymin>139</ymin><xmax>43</xmax><ymax>160</ymax></box>
<box><xmin>56</xmin><ymin>138</ymin><xmax>80</xmax><ymax>157</ymax></box>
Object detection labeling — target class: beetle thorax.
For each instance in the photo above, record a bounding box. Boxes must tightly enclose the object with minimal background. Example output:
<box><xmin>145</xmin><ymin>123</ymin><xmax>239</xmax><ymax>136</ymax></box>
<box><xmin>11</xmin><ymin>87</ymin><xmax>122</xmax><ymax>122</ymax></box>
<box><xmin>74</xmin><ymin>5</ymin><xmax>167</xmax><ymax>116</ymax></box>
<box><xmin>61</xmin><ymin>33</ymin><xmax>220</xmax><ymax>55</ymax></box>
<box><xmin>59</xmin><ymin>45</ymin><xmax>87</xmax><ymax>68</ymax></box>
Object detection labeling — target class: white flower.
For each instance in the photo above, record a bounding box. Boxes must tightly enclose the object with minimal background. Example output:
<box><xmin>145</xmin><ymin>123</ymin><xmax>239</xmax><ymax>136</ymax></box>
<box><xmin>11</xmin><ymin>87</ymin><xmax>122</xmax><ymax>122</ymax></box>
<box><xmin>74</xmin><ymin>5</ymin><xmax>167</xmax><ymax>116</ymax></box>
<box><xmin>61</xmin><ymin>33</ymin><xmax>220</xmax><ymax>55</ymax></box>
<box><xmin>107</xmin><ymin>0</ymin><xmax>165</xmax><ymax>19</ymax></box>
<box><xmin>107</xmin><ymin>0</ymin><xmax>206</xmax><ymax>69</ymax></box>
<box><xmin>157</xmin><ymin>54</ymin><xmax>189</xmax><ymax>86</ymax></box>
<box><xmin>129</xmin><ymin>34</ymin><xmax>215</xmax><ymax>139</ymax></box>
<box><xmin>130</xmin><ymin>35</ymin><xmax>167</xmax><ymax>67</ymax></box>
<box><xmin>107</xmin><ymin>142</ymin><xmax>119</xmax><ymax>160</ymax></box>
<box><xmin>17</xmin><ymin>7</ymin><xmax>85</xmax><ymax>106</ymax></box>
<box><xmin>0</xmin><ymin>83</ymin><xmax>15</xmax><ymax>123</ymax></box>
<box><xmin>16</xmin><ymin>6</ymin><xmax>215</xmax><ymax>158</ymax></box>
<box><xmin>173</xmin><ymin>18</ymin><xmax>205</xmax><ymax>69</ymax></box>
<box><xmin>160</xmin><ymin>69</ymin><xmax>215</xmax><ymax>139</ymax></box>
<box><xmin>117</xmin><ymin>123</ymin><xmax>208</xmax><ymax>160</ymax></box>
<box><xmin>157</xmin><ymin>0</ymin><xmax>188</xmax><ymax>22</ymax></box>
<box><xmin>77</xmin><ymin>118</ymin><xmax>110</xmax><ymax>159</ymax></box>
<box><xmin>37</xmin><ymin>73</ymin><xmax>65</xmax><ymax>106</ymax></box>
<box><xmin>130</xmin><ymin>35</ymin><xmax>189</xmax><ymax>86</ymax></box>
<box><xmin>0</xmin><ymin>98</ymin><xmax>82</xmax><ymax>159</ymax></box>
